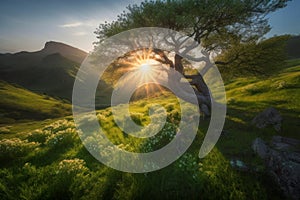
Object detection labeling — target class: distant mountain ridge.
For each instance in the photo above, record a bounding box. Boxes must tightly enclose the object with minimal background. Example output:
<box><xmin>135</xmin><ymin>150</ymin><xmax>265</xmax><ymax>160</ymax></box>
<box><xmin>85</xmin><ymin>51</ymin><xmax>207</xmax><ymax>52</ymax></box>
<box><xmin>40</xmin><ymin>41</ymin><xmax>88</xmax><ymax>63</ymax></box>
<box><xmin>0</xmin><ymin>41</ymin><xmax>112</xmax><ymax>108</ymax></box>
<box><xmin>0</xmin><ymin>41</ymin><xmax>87</xmax><ymax>100</ymax></box>
<box><xmin>0</xmin><ymin>41</ymin><xmax>87</xmax><ymax>64</ymax></box>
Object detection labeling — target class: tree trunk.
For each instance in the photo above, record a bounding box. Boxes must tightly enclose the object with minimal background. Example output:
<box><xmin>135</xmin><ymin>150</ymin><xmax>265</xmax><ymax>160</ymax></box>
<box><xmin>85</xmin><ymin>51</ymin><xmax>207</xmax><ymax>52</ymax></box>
<box><xmin>174</xmin><ymin>54</ymin><xmax>184</xmax><ymax>74</ymax></box>
<box><xmin>171</xmin><ymin>54</ymin><xmax>211</xmax><ymax>116</ymax></box>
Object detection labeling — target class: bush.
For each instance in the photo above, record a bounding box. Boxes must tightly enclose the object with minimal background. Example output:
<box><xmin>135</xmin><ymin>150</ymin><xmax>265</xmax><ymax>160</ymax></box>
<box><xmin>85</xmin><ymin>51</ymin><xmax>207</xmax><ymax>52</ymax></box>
<box><xmin>57</xmin><ymin>159</ymin><xmax>88</xmax><ymax>175</ymax></box>
<box><xmin>47</xmin><ymin>159</ymin><xmax>88</xmax><ymax>199</ymax></box>
<box><xmin>130</xmin><ymin>112</ymin><xmax>144</xmax><ymax>125</ymax></box>
<box><xmin>27</xmin><ymin>129</ymin><xmax>50</xmax><ymax>144</ymax></box>
<box><xmin>165</xmin><ymin>103</ymin><xmax>175</xmax><ymax>112</ymax></box>
<box><xmin>43</xmin><ymin>119</ymin><xmax>75</xmax><ymax>133</ymax></box>
<box><xmin>38</xmin><ymin>119</ymin><xmax>79</xmax><ymax>148</ymax></box>
<box><xmin>0</xmin><ymin>126</ymin><xmax>10</xmax><ymax>134</ymax></box>
<box><xmin>167</xmin><ymin>109</ymin><xmax>181</xmax><ymax>123</ymax></box>
<box><xmin>140</xmin><ymin>122</ymin><xmax>177</xmax><ymax>152</ymax></box>
<box><xmin>46</xmin><ymin>128</ymin><xmax>77</xmax><ymax>148</ymax></box>
<box><xmin>0</xmin><ymin>138</ymin><xmax>38</xmax><ymax>161</ymax></box>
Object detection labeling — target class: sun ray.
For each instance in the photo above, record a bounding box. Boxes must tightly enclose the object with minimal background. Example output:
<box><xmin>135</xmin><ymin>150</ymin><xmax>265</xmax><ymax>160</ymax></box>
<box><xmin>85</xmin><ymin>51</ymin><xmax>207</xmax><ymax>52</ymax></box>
<box><xmin>114</xmin><ymin>48</ymin><xmax>170</xmax><ymax>98</ymax></box>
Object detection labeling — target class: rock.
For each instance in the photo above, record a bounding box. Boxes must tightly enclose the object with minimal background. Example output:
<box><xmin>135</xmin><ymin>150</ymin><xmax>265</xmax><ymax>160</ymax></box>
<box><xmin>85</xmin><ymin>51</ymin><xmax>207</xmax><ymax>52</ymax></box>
<box><xmin>252</xmin><ymin>138</ymin><xmax>269</xmax><ymax>159</ymax></box>
<box><xmin>252</xmin><ymin>136</ymin><xmax>300</xmax><ymax>199</ymax></box>
<box><xmin>267</xmin><ymin>150</ymin><xmax>300</xmax><ymax>199</ymax></box>
<box><xmin>272</xmin><ymin>136</ymin><xmax>300</xmax><ymax>146</ymax></box>
<box><xmin>272</xmin><ymin>142</ymin><xmax>292</xmax><ymax>151</ymax></box>
<box><xmin>252</xmin><ymin>107</ymin><xmax>282</xmax><ymax>132</ymax></box>
<box><xmin>271</xmin><ymin>136</ymin><xmax>300</xmax><ymax>152</ymax></box>
<box><xmin>230</xmin><ymin>159</ymin><xmax>248</xmax><ymax>171</ymax></box>
<box><xmin>286</xmin><ymin>152</ymin><xmax>300</xmax><ymax>163</ymax></box>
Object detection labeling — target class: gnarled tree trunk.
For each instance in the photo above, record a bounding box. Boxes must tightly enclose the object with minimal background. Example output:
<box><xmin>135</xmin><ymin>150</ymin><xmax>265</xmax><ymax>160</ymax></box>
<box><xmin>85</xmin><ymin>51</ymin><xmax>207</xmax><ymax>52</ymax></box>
<box><xmin>172</xmin><ymin>54</ymin><xmax>211</xmax><ymax>116</ymax></box>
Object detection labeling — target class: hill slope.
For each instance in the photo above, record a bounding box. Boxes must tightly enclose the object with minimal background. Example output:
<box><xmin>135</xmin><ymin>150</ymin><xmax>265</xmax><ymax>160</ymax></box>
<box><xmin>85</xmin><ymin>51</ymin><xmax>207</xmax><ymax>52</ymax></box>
<box><xmin>286</xmin><ymin>35</ymin><xmax>300</xmax><ymax>59</ymax></box>
<box><xmin>0</xmin><ymin>41</ymin><xmax>87</xmax><ymax>101</ymax></box>
<box><xmin>0</xmin><ymin>81</ymin><xmax>71</xmax><ymax>123</ymax></box>
<box><xmin>0</xmin><ymin>41</ymin><xmax>113</xmax><ymax>105</ymax></box>
<box><xmin>0</xmin><ymin>59</ymin><xmax>299</xmax><ymax>199</ymax></box>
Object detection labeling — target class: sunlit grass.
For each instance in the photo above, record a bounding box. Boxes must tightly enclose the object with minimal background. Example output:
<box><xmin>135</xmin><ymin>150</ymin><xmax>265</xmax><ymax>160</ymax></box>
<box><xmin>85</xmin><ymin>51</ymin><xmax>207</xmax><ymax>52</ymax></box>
<box><xmin>0</xmin><ymin>61</ymin><xmax>299</xmax><ymax>199</ymax></box>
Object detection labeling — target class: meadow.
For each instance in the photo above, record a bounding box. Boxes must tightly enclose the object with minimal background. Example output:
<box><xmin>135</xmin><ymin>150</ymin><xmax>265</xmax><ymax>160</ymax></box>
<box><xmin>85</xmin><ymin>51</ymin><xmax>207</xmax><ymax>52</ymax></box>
<box><xmin>0</xmin><ymin>59</ymin><xmax>299</xmax><ymax>199</ymax></box>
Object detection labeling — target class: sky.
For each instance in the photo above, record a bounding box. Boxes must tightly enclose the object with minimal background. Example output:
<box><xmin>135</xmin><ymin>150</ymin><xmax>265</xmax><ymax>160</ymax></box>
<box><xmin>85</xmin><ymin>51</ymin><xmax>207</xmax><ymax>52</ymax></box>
<box><xmin>0</xmin><ymin>0</ymin><xmax>299</xmax><ymax>53</ymax></box>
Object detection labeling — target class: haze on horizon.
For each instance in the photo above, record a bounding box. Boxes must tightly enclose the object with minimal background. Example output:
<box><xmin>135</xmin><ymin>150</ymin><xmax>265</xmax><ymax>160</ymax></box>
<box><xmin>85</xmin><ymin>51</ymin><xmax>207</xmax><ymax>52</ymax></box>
<box><xmin>0</xmin><ymin>0</ymin><xmax>299</xmax><ymax>53</ymax></box>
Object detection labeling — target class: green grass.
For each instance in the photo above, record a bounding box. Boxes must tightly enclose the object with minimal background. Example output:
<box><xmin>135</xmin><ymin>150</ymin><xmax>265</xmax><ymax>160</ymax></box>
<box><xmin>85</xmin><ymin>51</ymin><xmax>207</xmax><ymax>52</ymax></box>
<box><xmin>0</xmin><ymin>61</ymin><xmax>299</xmax><ymax>199</ymax></box>
<box><xmin>224</xmin><ymin>62</ymin><xmax>300</xmax><ymax>139</ymax></box>
<box><xmin>217</xmin><ymin>62</ymin><xmax>299</xmax><ymax>168</ymax></box>
<box><xmin>0</xmin><ymin>81</ymin><xmax>71</xmax><ymax>124</ymax></box>
<box><xmin>0</xmin><ymin>110</ymin><xmax>275</xmax><ymax>200</ymax></box>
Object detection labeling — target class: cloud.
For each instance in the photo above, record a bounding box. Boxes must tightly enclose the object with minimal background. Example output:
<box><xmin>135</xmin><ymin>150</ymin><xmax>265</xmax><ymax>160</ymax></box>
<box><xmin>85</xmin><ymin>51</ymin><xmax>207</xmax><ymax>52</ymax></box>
<box><xmin>73</xmin><ymin>32</ymin><xmax>87</xmax><ymax>36</ymax></box>
<box><xmin>59</xmin><ymin>22</ymin><xmax>82</xmax><ymax>28</ymax></box>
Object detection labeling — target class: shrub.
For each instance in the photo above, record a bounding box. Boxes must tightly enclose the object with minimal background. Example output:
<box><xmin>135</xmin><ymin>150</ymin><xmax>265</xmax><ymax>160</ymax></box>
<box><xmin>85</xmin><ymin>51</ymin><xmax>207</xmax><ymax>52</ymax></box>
<box><xmin>130</xmin><ymin>112</ymin><xmax>144</xmax><ymax>125</ymax></box>
<box><xmin>0</xmin><ymin>126</ymin><xmax>10</xmax><ymax>134</ymax></box>
<box><xmin>57</xmin><ymin>159</ymin><xmax>88</xmax><ymax>175</ymax></box>
<box><xmin>43</xmin><ymin>119</ymin><xmax>75</xmax><ymax>133</ymax></box>
<box><xmin>46</xmin><ymin>159</ymin><xmax>88</xmax><ymax>199</ymax></box>
<box><xmin>140</xmin><ymin>122</ymin><xmax>177</xmax><ymax>152</ymax></box>
<box><xmin>165</xmin><ymin>103</ymin><xmax>175</xmax><ymax>112</ymax></box>
<box><xmin>175</xmin><ymin>153</ymin><xmax>200</xmax><ymax>180</ymax></box>
<box><xmin>0</xmin><ymin>138</ymin><xmax>38</xmax><ymax>161</ymax></box>
<box><xmin>167</xmin><ymin>109</ymin><xmax>181</xmax><ymax>123</ymax></box>
<box><xmin>27</xmin><ymin>129</ymin><xmax>51</xmax><ymax>144</ymax></box>
<box><xmin>46</xmin><ymin>128</ymin><xmax>77</xmax><ymax>148</ymax></box>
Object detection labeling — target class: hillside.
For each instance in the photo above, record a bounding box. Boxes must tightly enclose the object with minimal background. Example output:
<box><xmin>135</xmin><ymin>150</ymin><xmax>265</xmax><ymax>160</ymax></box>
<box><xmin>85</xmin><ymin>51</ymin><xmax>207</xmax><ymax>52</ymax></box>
<box><xmin>0</xmin><ymin>41</ymin><xmax>113</xmax><ymax>106</ymax></box>
<box><xmin>0</xmin><ymin>59</ymin><xmax>299</xmax><ymax>199</ymax></box>
<box><xmin>286</xmin><ymin>35</ymin><xmax>300</xmax><ymax>59</ymax></box>
<box><xmin>0</xmin><ymin>80</ymin><xmax>71</xmax><ymax>124</ymax></box>
<box><xmin>0</xmin><ymin>41</ymin><xmax>87</xmax><ymax>101</ymax></box>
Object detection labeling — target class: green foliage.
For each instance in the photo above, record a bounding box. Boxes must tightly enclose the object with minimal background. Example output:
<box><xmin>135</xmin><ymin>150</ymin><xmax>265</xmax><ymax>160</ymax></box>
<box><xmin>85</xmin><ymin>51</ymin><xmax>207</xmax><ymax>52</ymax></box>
<box><xmin>0</xmin><ymin>62</ymin><xmax>299</xmax><ymax>199</ymax></box>
<box><xmin>217</xmin><ymin>35</ymin><xmax>291</xmax><ymax>78</ymax></box>
<box><xmin>140</xmin><ymin>122</ymin><xmax>177</xmax><ymax>152</ymax></box>
<box><xmin>95</xmin><ymin>0</ymin><xmax>288</xmax><ymax>46</ymax></box>
<box><xmin>27</xmin><ymin>129</ymin><xmax>50</xmax><ymax>144</ymax></box>
<box><xmin>0</xmin><ymin>126</ymin><xmax>10</xmax><ymax>134</ymax></box>
<box><xmin>0</xmin><ymin>138</ymin><xmax>38</xmax><ymax>161</ymax></box>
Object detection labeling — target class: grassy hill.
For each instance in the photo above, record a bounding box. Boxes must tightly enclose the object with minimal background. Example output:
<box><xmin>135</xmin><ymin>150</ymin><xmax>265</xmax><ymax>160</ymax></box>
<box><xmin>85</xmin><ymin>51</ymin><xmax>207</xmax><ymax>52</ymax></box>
<box><xmin>286</xmin><ymin>35</ymin><xmax>300</xmax><ymax>59</ymax></box>
<box><xmin>0</xmin><ymin>59</ymin><xmax>299</xmax><ymax>199</ymax></box>
<box><xmin>217</xmin><ymin>59</ymin><xmax>300</xmax><ymax>166</ymax></box>
<box><xmin>0</xmin><ymin>81</ymin><xmax>71</xmax><ymax>124</ymax></box>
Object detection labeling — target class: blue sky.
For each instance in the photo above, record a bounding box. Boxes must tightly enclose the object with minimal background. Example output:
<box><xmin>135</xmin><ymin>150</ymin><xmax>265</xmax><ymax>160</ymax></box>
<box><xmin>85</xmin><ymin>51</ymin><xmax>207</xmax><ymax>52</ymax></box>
<box><xmin>0</xmin><ymin>0</ymin><xmax>299</xmax><ymax>53</ymax></box>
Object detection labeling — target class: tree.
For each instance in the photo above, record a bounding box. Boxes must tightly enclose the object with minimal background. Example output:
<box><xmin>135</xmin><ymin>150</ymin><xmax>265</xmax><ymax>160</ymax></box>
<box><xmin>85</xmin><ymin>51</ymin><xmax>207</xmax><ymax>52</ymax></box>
<box><xmin>95</xmin><ymin>0</ymin><xmax>289</xmax><ymax>115</ymax></box>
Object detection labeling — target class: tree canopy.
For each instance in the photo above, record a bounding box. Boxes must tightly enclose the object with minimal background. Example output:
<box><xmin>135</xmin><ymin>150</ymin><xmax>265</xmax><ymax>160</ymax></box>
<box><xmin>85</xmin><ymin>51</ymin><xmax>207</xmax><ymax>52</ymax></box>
<box><xmin>94</xmin><ymin>0</ymin><xmax>290</xmax><ymax>116</ymax></box>
<box><xmin>95</xmin><ymin>0</ymin><xmax>289</xmax><ymax>49</ymax></box>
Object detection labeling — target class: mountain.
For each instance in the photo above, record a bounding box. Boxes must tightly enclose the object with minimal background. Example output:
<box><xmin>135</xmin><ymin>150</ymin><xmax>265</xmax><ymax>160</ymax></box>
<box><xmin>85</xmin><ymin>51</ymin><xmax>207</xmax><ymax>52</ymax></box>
<box><xmin>0</xmin><ymin>41</ymin><xmax>87</xmax><ymax>71</ymax></box>
<box><xmin>39</xmin><ymin>41</ymin><xmax>88</xmax><ymax>63</ymax></box>
<box><xmin>0</xmin><ymin>41</ymin><xmax>113</xmax><ymax>108</ymax></box>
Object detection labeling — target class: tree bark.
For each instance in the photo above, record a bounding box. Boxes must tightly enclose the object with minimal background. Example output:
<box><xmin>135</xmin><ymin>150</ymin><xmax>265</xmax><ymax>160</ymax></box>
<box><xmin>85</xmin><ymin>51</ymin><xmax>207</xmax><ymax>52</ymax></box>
<box><xmin>171</xmin><ymin>54</ymin><xmax>211</xmax><ymax>116</ymax></box>
<box><xmin>174</xmin><ymin>54</ymin><xmax>184</xmax><ymax>74</ymax></box>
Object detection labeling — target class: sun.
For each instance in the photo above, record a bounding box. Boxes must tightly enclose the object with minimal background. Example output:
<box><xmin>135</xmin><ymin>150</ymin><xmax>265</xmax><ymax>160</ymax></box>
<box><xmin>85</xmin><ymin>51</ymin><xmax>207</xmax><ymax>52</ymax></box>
<box><xmin>115</xmin><ymin>49</ymin><xmax>167</xmax><ymax>98</ymax></box>
<box><xmin>140</xmin><ymin>63</ymin><xmax>151</xmax><ymax>73</ymax></box>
